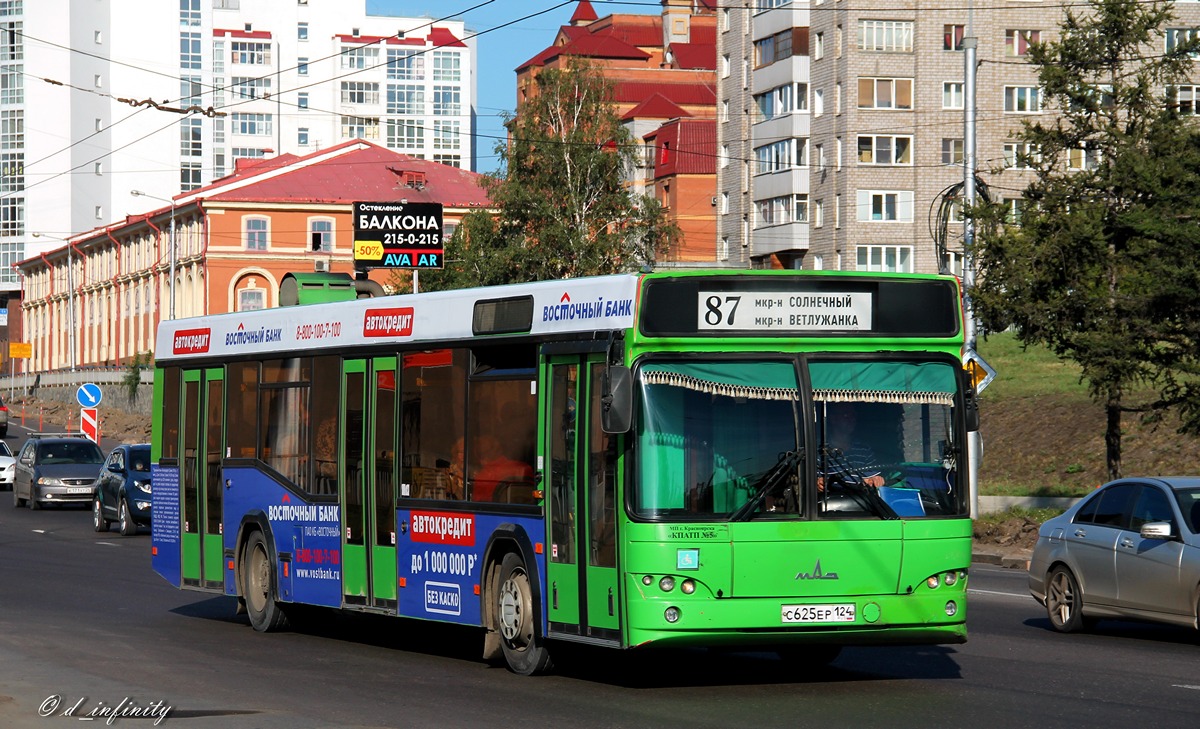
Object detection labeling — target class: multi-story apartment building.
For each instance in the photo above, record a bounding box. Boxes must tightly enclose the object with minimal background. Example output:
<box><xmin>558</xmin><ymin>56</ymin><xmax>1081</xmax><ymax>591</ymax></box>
<box><xmin>717</xmin><ymin>1</ymin><xmax>1200</xmax><ymax>274</ymax></box>
<box><xmin>0</xmin><ymin>0</ymin><xmax>476</xmax><ymax>295</ymax></box>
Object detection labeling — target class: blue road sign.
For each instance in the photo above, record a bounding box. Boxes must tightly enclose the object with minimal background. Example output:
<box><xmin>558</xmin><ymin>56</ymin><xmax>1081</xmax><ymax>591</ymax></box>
<box><xmin>77</xmin><ymin>383</ymin><xmax>103</xmax><ymax>408</ymax></box>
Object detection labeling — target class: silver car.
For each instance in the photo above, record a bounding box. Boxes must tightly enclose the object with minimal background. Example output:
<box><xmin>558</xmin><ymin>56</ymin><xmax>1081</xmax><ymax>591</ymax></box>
<box><xmin>1028</xmin><ymin>477</ymin><xmax>1200</xmax><ymax>633</ymax></box>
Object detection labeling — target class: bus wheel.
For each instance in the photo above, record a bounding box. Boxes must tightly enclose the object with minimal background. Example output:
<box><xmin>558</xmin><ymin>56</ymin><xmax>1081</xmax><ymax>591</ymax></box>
<box><xmin>496</xmin><ymin>552</ymin><xmax>552</xmax><ymax>675</ymax></box>
<box><xmin>242</xmin><ymin>531</ymin><xmax>289</xmax><ymax>632</ymax></box>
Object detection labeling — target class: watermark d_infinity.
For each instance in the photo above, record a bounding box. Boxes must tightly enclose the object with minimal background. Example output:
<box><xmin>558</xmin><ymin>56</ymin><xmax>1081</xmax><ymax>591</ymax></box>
<box><xmin>39</xmin><ymin>695</ymin><xmax>173</xmax><ymax>726</ymax></box>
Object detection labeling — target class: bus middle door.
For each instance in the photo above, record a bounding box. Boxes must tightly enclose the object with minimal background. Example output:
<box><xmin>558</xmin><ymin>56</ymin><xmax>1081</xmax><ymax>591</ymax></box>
<box><xmin>544</xmin><ymin>354</ymin><xmax>621</xmax><ymax>644</ymax></box>
<box><xmin>341</xmin><ymin>358</ymin><xmax>399</xmax><ymax>611</ymax></box>
<box><xmin>180</xmin><ymin>367</ymin><xmax>225</xmax><ymax>591</ymax></box>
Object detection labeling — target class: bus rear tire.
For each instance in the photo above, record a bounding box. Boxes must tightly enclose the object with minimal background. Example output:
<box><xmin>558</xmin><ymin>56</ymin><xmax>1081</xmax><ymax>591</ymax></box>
<box><xmin>242</xmin><ymin>531</ymin><xmax>289</xmax><ymax>632</ymax></box>
<box><xmin>496</xmin><ymin>552</ymin><xmax>552</xmax><ymax>675</ymax></box>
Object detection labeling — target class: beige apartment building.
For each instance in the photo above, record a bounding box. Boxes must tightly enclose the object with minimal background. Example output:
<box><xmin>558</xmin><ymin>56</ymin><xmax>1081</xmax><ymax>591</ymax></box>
<box><xmin>719</xmin><ymin>1</ymin><xmax>1200</xmax><ymax>273</ymax></box>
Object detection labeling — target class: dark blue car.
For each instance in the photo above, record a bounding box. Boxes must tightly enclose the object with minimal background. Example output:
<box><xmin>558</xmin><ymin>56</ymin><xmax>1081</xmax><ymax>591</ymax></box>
<box><xmin>92</xmin><ymin>444</ymin><xmax>152</xmax><ymax>536</ymax></box>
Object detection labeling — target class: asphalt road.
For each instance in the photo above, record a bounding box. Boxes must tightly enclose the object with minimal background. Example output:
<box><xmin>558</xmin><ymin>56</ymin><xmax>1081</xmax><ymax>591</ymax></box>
<box><xmin>1</xmin><ymin>504</ymin><xmax>1198</xmax><ymax>728</ymax></box>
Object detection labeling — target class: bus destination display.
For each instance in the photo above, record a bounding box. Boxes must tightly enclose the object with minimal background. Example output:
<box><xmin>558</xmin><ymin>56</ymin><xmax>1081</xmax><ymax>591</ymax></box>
<box><xmin>699</xmin><ymin>290</ymin><xmax>873</xmax><ymax>331</ymax></box>
<box><xmin>353</xmin><ymin>201</ymin><xmax>444</xmax><ymax>270</ymax></box>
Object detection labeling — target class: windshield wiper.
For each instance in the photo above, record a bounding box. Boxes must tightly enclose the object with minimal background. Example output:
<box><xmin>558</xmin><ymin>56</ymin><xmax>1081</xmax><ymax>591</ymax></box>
<box><xmin>730</xmin><ymin>450</ymin><xmax>801</xmax><ymax>522</ymax></box>
<box><xmin>820</xmin><ymin>446</ymin><xmax>897</xmax><ymax>520</ymax></box>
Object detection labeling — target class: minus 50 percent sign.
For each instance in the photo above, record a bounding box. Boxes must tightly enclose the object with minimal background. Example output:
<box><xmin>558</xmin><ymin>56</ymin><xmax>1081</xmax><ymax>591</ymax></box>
<box><xmin>354</xmin><ymin>240</ymin><xmax>384</xmax><ymax>260</ymax></box>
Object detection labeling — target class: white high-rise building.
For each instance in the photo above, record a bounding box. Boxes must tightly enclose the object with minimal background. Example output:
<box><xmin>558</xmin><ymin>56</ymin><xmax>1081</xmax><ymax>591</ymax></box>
<box><xmin>0</xmin><ymin>0</ymin><xmax>476</xmax><ymax>293</ymax></box>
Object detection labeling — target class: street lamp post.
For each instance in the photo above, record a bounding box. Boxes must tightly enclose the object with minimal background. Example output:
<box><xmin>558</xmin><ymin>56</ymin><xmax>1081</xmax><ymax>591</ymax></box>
<box><xmin>31</xmin><ymin>231</ymin><xmax>76</xmax><ymax>372</ymax></box>
<box><xmin>131</xmin><ymin>190</ymin><xmax>177</xmax><ymax>320</ymax></box>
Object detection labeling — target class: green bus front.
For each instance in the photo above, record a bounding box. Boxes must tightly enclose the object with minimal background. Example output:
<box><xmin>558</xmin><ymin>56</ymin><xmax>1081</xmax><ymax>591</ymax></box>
<box><xmin>611</xmin><ymin>273</ymin><xmax>971</xmax><ymax>651</ymax></box>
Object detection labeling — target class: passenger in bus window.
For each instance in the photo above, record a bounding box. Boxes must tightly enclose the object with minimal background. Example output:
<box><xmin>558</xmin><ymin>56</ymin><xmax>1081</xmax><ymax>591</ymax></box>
<box><xmin>818</xmin><ymin>403</ymin><xmax>885</xmax><ymax>491</ymax></box>
<box><xmin>470</xmin><ymin>435</ymin><xmax>534</xmax><ymax>502</ymax></box>
<box><xmin>440</xmin><ymin>437</ymin><xmax>465</xmax><ymax>499</ymax></box>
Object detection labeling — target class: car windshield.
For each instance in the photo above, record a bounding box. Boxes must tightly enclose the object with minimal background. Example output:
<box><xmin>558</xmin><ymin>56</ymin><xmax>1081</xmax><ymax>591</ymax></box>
<box><xmin>0</xmin><ymin>441</ymin><xmax>11</xmax><ymax>457</ymax></box>
<box><xmin>38</xmin><ymin>441</ymin><xmax>105</xmax><ymax>464</ymax></box>
<box><xmin>1175</xmin><ymin>488</ymin><xmax>1200</xmax><ymax>534</ymax></box>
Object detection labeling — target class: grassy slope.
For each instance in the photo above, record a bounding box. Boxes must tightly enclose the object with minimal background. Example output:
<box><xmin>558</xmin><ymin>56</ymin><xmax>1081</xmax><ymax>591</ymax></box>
<box><xmin>977</xmin><ymin>332</ymin><xmax>1200</xmax><ymax>496</ymax></box>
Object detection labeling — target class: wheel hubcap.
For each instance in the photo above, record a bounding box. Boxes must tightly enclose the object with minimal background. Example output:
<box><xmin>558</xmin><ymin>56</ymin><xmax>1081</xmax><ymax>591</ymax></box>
<box><xmin>498</xmin><ymin>573</ymin><xmax>528</xmax><ymax>646</ymax></box>
<box><xmin>248</xmin><ymin>545</ymin><xmax>269</xmax><ymax>612</ymax></box>
<box><xmin>1049</xmin><ymin>573</ymin><xmax>1073</xmax><ymax>624</ymax></box>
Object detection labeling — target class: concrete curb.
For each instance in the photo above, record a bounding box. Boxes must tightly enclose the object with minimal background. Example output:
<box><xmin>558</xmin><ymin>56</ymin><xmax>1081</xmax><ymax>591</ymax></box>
<box><xmin>973</xmin><ymin>550</ymin><xmax>1031</xmax><ymax>570</ymax></box>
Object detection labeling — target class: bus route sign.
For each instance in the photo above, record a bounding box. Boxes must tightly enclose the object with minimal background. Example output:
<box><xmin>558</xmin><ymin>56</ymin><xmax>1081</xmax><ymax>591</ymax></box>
<box><xmin>353</xmin><ymin>201</ymin><xmax>444</xmax><ymax>271</ymax></box>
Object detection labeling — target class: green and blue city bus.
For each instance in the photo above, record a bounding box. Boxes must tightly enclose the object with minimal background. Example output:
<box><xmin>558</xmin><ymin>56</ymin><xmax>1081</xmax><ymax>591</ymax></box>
<box><xmin>150</xmin><ymin>270</ymin><xmax>979</xmax><ymax>674</ymax></box>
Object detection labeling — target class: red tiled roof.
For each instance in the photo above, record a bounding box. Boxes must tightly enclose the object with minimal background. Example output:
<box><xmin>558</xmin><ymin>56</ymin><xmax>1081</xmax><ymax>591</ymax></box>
<box><xmin>613</xmin><ymin>81</ymin><xmax>715</xmax><ymax>107</ymax></box>
<box><xmin>428</xmin><ymin>27</ymin><xmax>466</xmax><ymax>48</ymax></box>
<box><xmin>570</xmin><ymin>1</ymin><xmax>598</xmax><ymax>24</ymax></box>
<box><xmin>593</xmin><ymin>17</ymin><xmax>663</xmax><ymax>48</ymax></box>
<box><xmin>622</xmin><ymin>93</ymin><xmax>691</xmax><ymax>121</ymax></box>
<box><xmin>669</xmin><ymin>42</ymin><xmax>715</xmax><ymax>70</ymax></box>
<box><xmin>559</xmin><ymin>33</ymin><xmax>651</xmax><ymax>61</ymax></box>
<box><xmin>183</xmin><ymin>140</ymin><xmax>490</xmax><ymax>208</ymax></box>
<box><xmin>649</xmin><ymin>118</ymin><xmax>715</xmax><ymax>177</ymax></box>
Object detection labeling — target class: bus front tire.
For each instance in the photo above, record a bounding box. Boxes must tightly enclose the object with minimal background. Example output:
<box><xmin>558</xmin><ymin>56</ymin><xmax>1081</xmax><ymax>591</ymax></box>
<box><xmin>242</xmin><ymin>531</ymin><xmax>289</xmax><ymax>632</ymax></box>
<box><xmin>496</xmin><ymin>552</ymin><xmax>552</xmax><ymax>675</ymax></box>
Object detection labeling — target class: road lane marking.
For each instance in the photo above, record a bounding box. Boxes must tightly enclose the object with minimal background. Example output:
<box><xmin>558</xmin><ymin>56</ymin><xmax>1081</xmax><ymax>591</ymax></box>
<box><xmin>1172</xmin><ymin>685</ymin><xmax>1200</xmax><ymax>691</ymax></box>
<box><xmin>967</xmin><ymin>588</ymin><xmax>1030</xmax><ymax>601</ymax></box>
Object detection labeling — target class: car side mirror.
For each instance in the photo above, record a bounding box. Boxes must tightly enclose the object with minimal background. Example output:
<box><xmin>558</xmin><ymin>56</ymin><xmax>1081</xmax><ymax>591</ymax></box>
<box><xmin>1139</xmin><ymin>521</ymin><xmax>1173</xmax><ymax>540</ymax></box>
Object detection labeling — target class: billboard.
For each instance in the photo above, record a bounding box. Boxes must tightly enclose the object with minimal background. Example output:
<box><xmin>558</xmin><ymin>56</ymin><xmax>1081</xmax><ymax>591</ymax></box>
<box><xmin>353</xmin><ymin>201</ymin><xmax>444</xmax><ymax>270</ymax></box>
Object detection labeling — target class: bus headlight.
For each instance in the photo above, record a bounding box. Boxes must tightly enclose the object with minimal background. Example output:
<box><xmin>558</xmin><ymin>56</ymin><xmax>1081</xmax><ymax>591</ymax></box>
<box><xmin>642</xmin><ymin>575</ymin><xmax>654</xmax><ymax>586</ymax></box>
<box><xmin>659</xmin><ymin>576</ymin><xmax>676</xmax><ymax>592</ymax></box>
<box><xmin>943</xmin><ymin>571</ymin><xmax>958</xmax><ymax>586</ymax></box>
<box><xmin>680</xmin><ymin>579</ymin><xmax>696</xmax><ymax>594</ymax></box>
<box><xmin>945</xmin><ymin>601</ymin><xmax>958</xmax><ymax>617</ymax></box>
<box><xmin>664</xmin><ymin>607</ymin><xmax>681</xmax><ymax>623</ymax></box>
<box><xmin>927</xmin><ymin>575</ymin><xmax>940</xmax><ymax>589</ymax></box>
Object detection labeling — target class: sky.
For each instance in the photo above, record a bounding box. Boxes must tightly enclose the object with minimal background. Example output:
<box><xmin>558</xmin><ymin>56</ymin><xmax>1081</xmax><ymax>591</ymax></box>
<box><xmin>368</xmin><ymin>0</ymin><xmax>590</xmax><ymax>173</ymax></box>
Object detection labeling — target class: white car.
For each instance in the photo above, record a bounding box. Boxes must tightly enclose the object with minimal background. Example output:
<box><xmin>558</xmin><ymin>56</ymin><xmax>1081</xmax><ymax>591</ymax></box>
<box><xmin>0</xmin><ymin>439</ymin><xmax>14</xmax><ymax>488</ymax></box>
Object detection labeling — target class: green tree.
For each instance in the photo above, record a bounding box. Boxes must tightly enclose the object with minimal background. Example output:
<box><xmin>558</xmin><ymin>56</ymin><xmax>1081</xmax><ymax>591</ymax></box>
<box><xmin>419</xmin><ymin>59</ymin><xmax>677</xmax><ymax>291</ymax></box>
<box><xmin>970</xmin><ymin>0</ymin><xmax>1200</xmax><ymax>479</ymax></box>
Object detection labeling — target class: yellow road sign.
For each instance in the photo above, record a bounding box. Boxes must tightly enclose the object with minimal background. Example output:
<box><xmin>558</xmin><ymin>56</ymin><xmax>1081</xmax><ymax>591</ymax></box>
<box><xmin>8</xmin><ymin>342</ymin><xmax>31</xmax><ymax>359</ymax></box>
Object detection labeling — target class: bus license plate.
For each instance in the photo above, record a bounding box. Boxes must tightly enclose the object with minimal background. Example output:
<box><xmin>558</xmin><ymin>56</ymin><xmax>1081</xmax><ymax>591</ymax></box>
<box><xmin>781</xmin><ymin>604</ymin><xmax>855</xmax><ymax>624</ymax></box>
<box><xmin>67</xmin><ymin>487</ymin><xmax>93</xmax><ymax>494</ymax></box>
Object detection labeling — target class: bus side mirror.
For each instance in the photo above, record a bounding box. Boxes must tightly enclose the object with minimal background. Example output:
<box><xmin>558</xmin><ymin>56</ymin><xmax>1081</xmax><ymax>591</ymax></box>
<box><xmin>601</xmin><ymin>366</ymin><xmax>632</xmax><ymax>434</ymax></box>
<box><xmin>963</xmin><ymin>390</ymin><xmax>980</xmax><ymax>432</ymax></box>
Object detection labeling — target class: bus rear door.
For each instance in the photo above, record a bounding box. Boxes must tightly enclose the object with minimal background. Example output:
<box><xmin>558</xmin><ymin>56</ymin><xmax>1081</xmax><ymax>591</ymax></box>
<box><xmin>180</xmin><ymin>367</ymin><xmax>225</xmax><ymax>591</ymax></box>
<box><xmin>544</xmin><ymin>354</ymin><xmax>620</xmax><ymax>644</ymax></box>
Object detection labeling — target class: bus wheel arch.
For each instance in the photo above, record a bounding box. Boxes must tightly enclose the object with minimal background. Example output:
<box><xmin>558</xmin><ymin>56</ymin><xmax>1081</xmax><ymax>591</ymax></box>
<box><xmin>235</xmin><ymin>515</ymin><xmax>289</xmax><ymax>632</ymax></box>
<box><xmin>480</xmin><ymin>527</ymin><xmax>550</xmax><ymax>674</ymax></box>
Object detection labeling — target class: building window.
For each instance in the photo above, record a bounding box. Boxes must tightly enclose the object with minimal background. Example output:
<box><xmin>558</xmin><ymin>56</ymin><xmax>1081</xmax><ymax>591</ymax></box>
<box><xmin>1166</xmin><ymin>28</ymin><xmax>1200</xmax><ymax>54</ymax></box>
<box><xmin>387</xmin><ymin>84</ymin><xmax>424</xmax><ymax>115</ymax></box>
<box><xmin>180</xmin><ymin>32</ymin><xmax>201</xmax><ymax>69</ymax></box>
<box><xmin>856</xmin><ymin>190</ymin><xmax>914</xmax><ymax>222</ymax></box>
<box><xmin>858</xmin><ymin>78</ymin><xmax>913</xmax><ymax>109</ymax></box>
<box><xmin>1004</xmin><ymin>86</ymin><xmax>1041</xmax><ymax>113</ymax></box>
<box><xmin>298</xmin><ymin>58</ymin><xmax>308</xmax><ymax>76</ymax></box>
<box><xmin>754</xmin><ymin>138</ymin><xmax>807</xmax><ymax>174</ymax></box>
<box><xmin>244</xmin><ymin>217</ymin><xmax>268</xmax><ymax>250</ymax></box>
<box><xmin>94</xmin><ymin>205</ymin><xmax>103</xmax><ymax>219</ymax></box>
<box><xmin>813</xmin><ymin>32</ymin><xmax>824</xmax><ymax>61</ymax></box>
<box><xmin>943</xmin><ymin>82</ymin><xmax>964</xmax><ymax>109</ymax></box>
<box><xmin>232</xmin><ymin>41</ymin><xmax>271</xmax><ymax>65</ymax></box>
<box><xmin>944</xmin><ymin>24</ymin><xmax>965</xmax><ymax>51</ymax></box>
<box><xmin>721</xmin><ymin>53</ymin><xmax>730</xmax><ymax>78</ymax></box>
<box><xmin>1006</xmin><ymin>29</ymin><xmax>1040</xmax><ymax>57</ymax></box>
<box><xmin>341</xmin><ymin>81</ymin><xmax>379</xmax><ymax>105</ymax></box>
<box><xmin>181</xmin><ymin>162</ymin><xmax>201</xmax><ymax>191</ymax></box>
<box><xmin>388</xmin><ymin>49</ymin><xmax>425</xmax><ymax>80</ymax></box>
<box><xmin>432</xmin><ymin>86</ymin><xmax>460</xmax><ymax>116</ymax></box>
<box><xmin>1068</xmin><ymin>142</ymin><xmax>1102</xmax><ymax>170</ymax></box>
<box><xmin>856</xmin><ymin>245</ymin><xmax>914</xmax><ymax>272</ymax></box>
<box><xmin>232</xmin><ymin>76</ymin><xmax>271</xmax><ymax>99</ymax></box>
<box><xmin>942</xmin><ymin>138</ymin><xmax>964</xmax><ymax>165</ymax></box>
<box><xmin>180</xmin><ymin>118</ymin><xmax>202</xmax><ymax>156</ymax></box>
<box><xmin>433</xmin><ymin>120</ymin><xmax>460</xmax><ymax>150</ymax></box>
<box><xmin>755</xmin><ymin>194</ymin><xmax>807</xmax><ymax>228</ymax></box>
<box><xmin>858</xmin><ymin>20</ymin><xmax>913</xmax><ymax>52</ymax></box>
<box><xmin>309</xmin><ymin>218</ymin><xmax>333</xmax><ymax>251</ymax></box>
<box><xmin>1003</xmin><ymin>197</ymin><xmax>1027</xmax><ymax>224</ymax></box>
<box><xmin>298</xmin><ymin>127</ymin><xmax>309</xmax><ymax>146</ymax></box>
<box><xmin>341</xmin><ymin>115</ymin><xmax>380</xmax><ymax>140</ymax></box>
<box><xmin>433</xmin><ymin>154</ymin><xmax>461</xmax><ymax>167</ymax></box>
<box><xmin>297</xmin><ymin>22</ymin><xmax>308</xmax><ymax>41</ymax></box>
<box><xmin>239</xmin><ymin>288</ymin><xmax>265</xmax><ymax>311</ymax></box>
<box><xmin>387</xmin><ymin>119</ymin><xmax>424</xmax><ymax>150</ymax></box>
<box><xmin>298</xmin><ymin>92</ymin><xmax>309</xmax><ymax>110</ymax></box>
<box><xmin>231</xmin><ymin>113</ymin><xmax>272</xmax><ymax>136</ymax></box>
<box><xmin>432</xmin><ymin>50</ymin><xmax>461</xmax><ymax>81</ymax></box>
<box><xmin>340</xmin><ymin>45</ymin><xmax>379</xmax><ymax>70</ymax></box>
<box><xmin>1003</xmin><ymin>142</ymin><xmax>1040</xmax><ymax>169</ymax></box>
<box><xmin>857</xmin><ymin>135</ymin><xmax>912</xmax><ymax>165</ymax></box>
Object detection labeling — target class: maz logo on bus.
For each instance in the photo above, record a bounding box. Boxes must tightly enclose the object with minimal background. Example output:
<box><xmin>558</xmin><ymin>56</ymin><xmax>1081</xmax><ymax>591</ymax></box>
<box><xmin>173</xmin><ymin>328</ymin><xmax>211</xmax><ymax>355</ymax></box>
<box><xmin>363</xmin><ymin>307</ymin><xmax>415</xmax><ymax>338</ymax></box>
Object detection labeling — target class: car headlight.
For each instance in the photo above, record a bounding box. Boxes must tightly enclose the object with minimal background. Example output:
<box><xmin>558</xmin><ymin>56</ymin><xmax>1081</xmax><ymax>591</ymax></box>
<box><xmin>135</xmin><ymin>480</ymin><xmax>152</xmax><ymax>494</ymax></box>
<box><xmin>36</xmin><ymin>476</ymin><xmax>64</xmax><ymax>486</ymax></box>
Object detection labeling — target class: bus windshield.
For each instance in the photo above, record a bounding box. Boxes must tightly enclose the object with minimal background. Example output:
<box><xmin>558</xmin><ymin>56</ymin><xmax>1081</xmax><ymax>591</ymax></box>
<box><xmin>635</xmin><ymin>360</ymin><xmax>801</xmax><ymax>519</ymax></box>
<box><xmin>633</xmin><ymin>358</ymin><xmax>967</xmax><ymax>521</ymax></box>
<box><xmin>812</xmin><ymin>359</ymin><xmax>965</xmax><ymax>519</ymax></box>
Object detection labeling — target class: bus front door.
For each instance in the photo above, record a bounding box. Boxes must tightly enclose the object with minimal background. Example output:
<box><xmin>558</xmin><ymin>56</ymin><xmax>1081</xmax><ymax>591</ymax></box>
<box><xmin>544</xmin><ymin>355</ymin><xmax>621</xmax><ymax>643</ymax></box>
<box><xmin>180</xmin><ymin>367</ymin><xmax>225</xmax><ymax>591</ymax></box>
<box><xmin>341</xmin><ymin>358</ymin><xmax>399</xmax><ymax>611</ymax></box>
